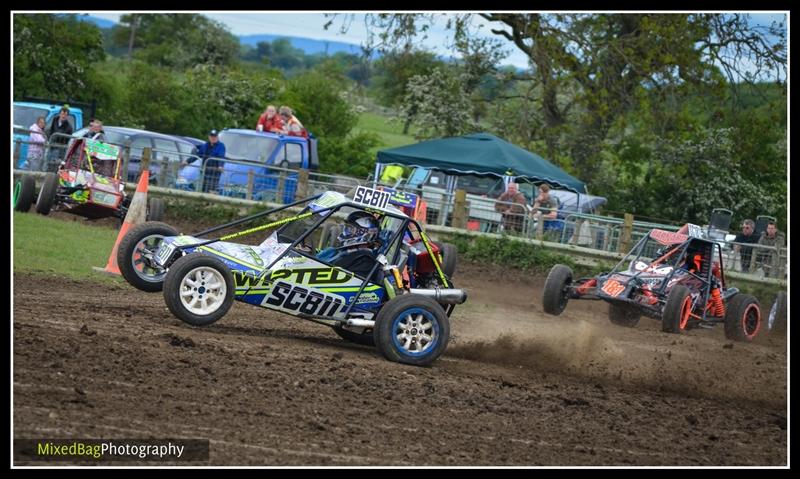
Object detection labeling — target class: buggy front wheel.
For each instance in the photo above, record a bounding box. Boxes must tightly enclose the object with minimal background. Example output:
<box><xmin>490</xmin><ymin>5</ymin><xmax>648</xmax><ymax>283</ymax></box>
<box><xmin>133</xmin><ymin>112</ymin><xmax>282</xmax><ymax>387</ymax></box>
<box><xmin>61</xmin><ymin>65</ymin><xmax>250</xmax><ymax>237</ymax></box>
<box><xmin>374</xmin><ymin>294</ymin><xmax>450</xmax><ymax>366</ymax></box>
<box><xmin>35</xmin><ymin>172</ymin><xmax>58</xmax><ymax>215</ymax></box>
<box><xmin>542</xmin><ymin>265</ymin><xmax>573</xmax><ymax>315</ymax></box>
<box><xmin>662</xmin><ymin>285</ymin><xmax>692</xmax><ymax>334</ymax></box>
<box><xmin>164</xmin><ymin>254</ymin><xmax>234</xmax><ymax>327</ymax></box>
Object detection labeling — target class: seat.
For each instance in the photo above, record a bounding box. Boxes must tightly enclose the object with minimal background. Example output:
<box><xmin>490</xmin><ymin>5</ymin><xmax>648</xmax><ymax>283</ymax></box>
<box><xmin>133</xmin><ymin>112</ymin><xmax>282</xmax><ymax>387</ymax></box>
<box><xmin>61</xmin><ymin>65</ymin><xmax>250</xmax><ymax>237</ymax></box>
<box><xmin>707</xmin><ymin>208</ymin><xmax>732</xmax><ymax>241</ymax></box>
<box><xmin>754</xmin><ymin>215</ymin><xmax>776</xmax><ymax>236</ymax></box>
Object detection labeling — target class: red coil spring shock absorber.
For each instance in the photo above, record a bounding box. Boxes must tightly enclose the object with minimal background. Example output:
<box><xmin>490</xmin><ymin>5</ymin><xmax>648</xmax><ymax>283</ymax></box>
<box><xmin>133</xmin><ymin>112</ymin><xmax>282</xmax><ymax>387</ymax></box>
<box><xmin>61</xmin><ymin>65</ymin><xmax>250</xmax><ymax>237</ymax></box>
<box><xmin>708</xmin><ymin>263</ymin><xmax>725</xmax><ymax>317</ymax></box>
<box><xmin>709</xmin><ymin>285</ymin><xmax>725</xmax><ymax>317</ymax></box>
<box><xmin>641</xmin><ymin>285</ymin><xmax>658</xmax><ymax>305</ymax></box>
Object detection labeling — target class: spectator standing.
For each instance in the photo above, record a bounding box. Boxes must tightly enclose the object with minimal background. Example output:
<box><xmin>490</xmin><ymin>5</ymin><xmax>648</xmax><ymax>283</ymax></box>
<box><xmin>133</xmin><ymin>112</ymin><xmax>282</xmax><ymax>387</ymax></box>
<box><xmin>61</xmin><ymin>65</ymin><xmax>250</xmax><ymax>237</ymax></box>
<box><xmin>495</xmin><ymin>182</ymin><xmax>528</xmax><ymax>233</ymax></box>
<box><xmin>256</xmin><ymin>105</ymin><xmax>284</xmax><ymax>133</ymax></box>
<box><xmin>279</xmin><ymin>106</ymin><xmax>309</xmax><ymax>139</ymax></box>
<box><xmin>756</xmin><ymin>221</ymin><xmax>786</xmax><ymax>278</ymax></box>
<box><xmin>83</xmin><ymin>120</ymin><xmax>106</xmax><ymax>142</ymax></box>
<box><xmin>26</xmin><ymin>116</ymin><xmax>47</xmax><ymax>171</ymax></box>
<box><xmin>45</xmin><ymin>106</ymin><xmax>74</xmax><ymax>169</ymax></box>
<box><xmin>196</xmin><ymin>130</ymin><xmax>226</xmax><ymax>194</ymax></box>
<box><xmin>733</xmin><ymin>219</ymin><xmax>759</xmax><ymax>272</ymax></box>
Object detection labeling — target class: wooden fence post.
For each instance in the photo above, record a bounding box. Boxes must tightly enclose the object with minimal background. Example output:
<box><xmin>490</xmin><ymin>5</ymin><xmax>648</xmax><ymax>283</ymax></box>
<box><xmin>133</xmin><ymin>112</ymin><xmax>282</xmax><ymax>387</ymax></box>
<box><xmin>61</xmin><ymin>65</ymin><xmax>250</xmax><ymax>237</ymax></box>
<box><xmin>140</xmin><ymin>147</ymin><xmax>151</xmax><ymax>182</ymax></box>
<box><xmin>295</xmin><ymin>169</ymin><xmax>309</xmax><ymax>201</ymax></box>
<box><xmin>277</xmin><ymin>170</ymin><xmax>286</xmax><ymax>204</ymax></box>
<box><xmin>618</xmin><ymin>213</ymin><xmax>634</xmax><ymax>253</ymax></box>
<box><xmin>246</xmin><ymin>170</ymin><xmax>255</xmax><ymax>200</ymax></box>
<box><xmin>452</xmin><ymin>189</ymin><xmax>467</xmax><ymax>229</ymax></box>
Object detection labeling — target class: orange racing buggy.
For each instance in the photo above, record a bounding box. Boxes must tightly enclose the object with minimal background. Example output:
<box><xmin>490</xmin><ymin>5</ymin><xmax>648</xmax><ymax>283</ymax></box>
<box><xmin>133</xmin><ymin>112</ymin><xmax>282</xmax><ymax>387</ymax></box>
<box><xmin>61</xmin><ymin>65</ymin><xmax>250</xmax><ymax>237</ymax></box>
<box><xmin>542</xmin><ymin>226</ymin><xmax>763</xmax><ymax>341</ymax></box>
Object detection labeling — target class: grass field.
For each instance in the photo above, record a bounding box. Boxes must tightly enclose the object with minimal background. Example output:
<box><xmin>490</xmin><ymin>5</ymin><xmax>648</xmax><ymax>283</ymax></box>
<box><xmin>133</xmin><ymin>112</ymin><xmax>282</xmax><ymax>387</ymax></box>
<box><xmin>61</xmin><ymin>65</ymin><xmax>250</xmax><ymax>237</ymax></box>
<box><xmin>354</xmin><ymin>111</ymin><xmax>417</xmax><ymax>156</ymax></box>
<box><xmin>13</xmin><ymin>212</ymin><xmax>125</xmax><ymax>284</ymax></box>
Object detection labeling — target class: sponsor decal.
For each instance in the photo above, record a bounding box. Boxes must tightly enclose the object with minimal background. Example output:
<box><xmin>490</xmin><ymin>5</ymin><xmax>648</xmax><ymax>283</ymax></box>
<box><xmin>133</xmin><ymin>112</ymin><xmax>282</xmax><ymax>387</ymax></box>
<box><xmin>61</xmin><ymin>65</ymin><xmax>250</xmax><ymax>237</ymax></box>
<box><xmin>349</xmin><ymin>292</ymin><xmax>380</xmax><ymax>305</ymax></box>
<box><xmin>353</xmin><ymin>186</ymin><xmax>390</xmax><ymax>210</ymax></box>
<box><xmin>270</xmin><ymin>267</ymin><xmax>353</xmax><ymax>285</ymax></box>
<box><xmin>239</xmin><ymin>246</ymin><xmax>265</xmax><ymax>268</ymax></box>
<box><xmin>382</xmin><ymin>187</ymin><xmax>418</xmax><ymax>209</ymax></box>
<box><xmin>650</xmin><ymin>229</ymin><xmax>689</xmax><ymax>246</ymax></box>
<box><xmin>309</xmin><ymin>192</ymin><xmax>344</xmax><ymax>212</ymax></box>
<box><xmin>84</xmin><ymin>139</ymin><xmax>120</xmax><ymax>160</ymax></box>
<box><xmin>156</xmin><ymin>243</ymin><xmax>176</xmax><ymax>265</ymax></box>
<box><xmin>263</xmin><ymin>281</ymin><xmax>345</xmax><ymax>318</ymax></box>
<box><xmin>232</xmin><ymin>270</ymin><xmax>270</xmax><ymax>290</ymax></box>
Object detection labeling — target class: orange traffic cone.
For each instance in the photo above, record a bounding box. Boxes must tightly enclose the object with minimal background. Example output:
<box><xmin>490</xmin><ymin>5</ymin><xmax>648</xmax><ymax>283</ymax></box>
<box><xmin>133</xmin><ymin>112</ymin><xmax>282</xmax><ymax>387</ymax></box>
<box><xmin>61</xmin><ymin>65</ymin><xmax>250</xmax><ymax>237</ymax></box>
<box><xmin>96</xmin><ymin>169</ymin><xmax>150</xmax><ymax>275</ymax></box>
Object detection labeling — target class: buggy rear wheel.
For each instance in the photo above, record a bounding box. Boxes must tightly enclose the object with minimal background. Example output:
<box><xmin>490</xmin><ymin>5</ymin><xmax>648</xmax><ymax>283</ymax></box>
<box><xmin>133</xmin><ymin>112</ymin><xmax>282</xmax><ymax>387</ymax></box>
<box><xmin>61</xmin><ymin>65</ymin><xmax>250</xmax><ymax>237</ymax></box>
<box><xmin>333</xmin><ymin>324</ymin><xmax>375</xmax><ymax>346</ymax></box>
<box><xmin>662</xmin><ymin>285</ymin><xmax>692</xmax><ymax>334</ymax></box>
<box><xmin>542</xmin><ymin>265</ymin><xmax>573</xmax><ymax>315</ymax></box>
<box><xmin>35</xmin><ymin>172</ymin><xmax>58</xmax><ymax>215</ymax></box>
<box><xmin>374</xmin><ymin>294</ymin><xmax>450</xmax><ymax>366</ymax></box>
<box><xmin>164</xmin><ymin>254</ymin><xmax>234</xmax><ymax>326</ymax></box>
<box><xmin>433</xmin><ymin>242</ymin><xmax>458</xmax><ymax>278</ymax></box>
<box><xmin>118</xmin><ymin>222</ymin><xmax>179</xmax><ymax>292</ymax></box>
<box><xmin>724</xmin><ymin>294</ymin><xmax>762</xmax><ymax>342</ymax></box>
<box><xmin>14</xmin><ymin>175</ymin><xmax>35</xmax><ymax>212</ymax></box>
<box><xmin>608</xmin><ymin>302</ymin><xmax>641</xmax><ymax>327</ymax></box>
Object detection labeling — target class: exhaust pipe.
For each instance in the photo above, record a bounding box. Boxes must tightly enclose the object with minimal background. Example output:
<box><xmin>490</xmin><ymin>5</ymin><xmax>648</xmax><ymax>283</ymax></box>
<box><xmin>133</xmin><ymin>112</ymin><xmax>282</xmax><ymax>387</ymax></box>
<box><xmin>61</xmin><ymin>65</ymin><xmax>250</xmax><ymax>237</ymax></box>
<box><xmin>408</xmin><ymin>288</ymin><xmax>468</xmax><ymax>305</ymax></box>
<box><xmin>346</xmin><ymin>318</ymin><xmax>375</xmax><ymax>328</ymax></box>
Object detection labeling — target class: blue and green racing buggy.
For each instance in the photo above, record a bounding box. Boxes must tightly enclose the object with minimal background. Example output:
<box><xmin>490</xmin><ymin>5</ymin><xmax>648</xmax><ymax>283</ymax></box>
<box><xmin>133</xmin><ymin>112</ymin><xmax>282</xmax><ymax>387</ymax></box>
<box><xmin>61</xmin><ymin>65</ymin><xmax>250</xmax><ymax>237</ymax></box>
<box><xmin>13</xmin><ymin>137</ymin><xmax>165</xmax><ymax>222</ymax></box>
<box><xmin>117</xmin><ymin>187</ymin><xmax>464</xmax><ymax>366</ymax></box>
<box><xmin>542</xmin><ymin>225</ymin><xmax>764</xmax><ymax>342</ymax></box>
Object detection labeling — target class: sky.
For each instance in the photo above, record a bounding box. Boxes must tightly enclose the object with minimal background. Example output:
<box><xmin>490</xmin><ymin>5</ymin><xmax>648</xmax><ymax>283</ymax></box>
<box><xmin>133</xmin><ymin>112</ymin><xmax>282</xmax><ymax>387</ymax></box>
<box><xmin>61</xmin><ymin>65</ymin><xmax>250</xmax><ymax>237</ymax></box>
<box><xmin>85</xmin><ymin>11</ymin><xmax>786</xmax><ymax>72</ymax></box>
<box><xmin>85</xmin><ymin>12</ymin><xmax>526</xmax><ymax>68</ymax></box>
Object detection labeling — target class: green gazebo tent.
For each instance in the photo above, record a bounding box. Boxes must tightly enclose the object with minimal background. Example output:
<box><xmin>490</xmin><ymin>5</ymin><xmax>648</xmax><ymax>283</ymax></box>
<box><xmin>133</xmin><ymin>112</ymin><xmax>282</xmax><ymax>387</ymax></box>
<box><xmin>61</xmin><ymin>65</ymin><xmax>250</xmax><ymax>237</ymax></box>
<box><xmin>376</xmin><ymin>132</ymin><xmax>587</xmax><ymax>194</ymax></box>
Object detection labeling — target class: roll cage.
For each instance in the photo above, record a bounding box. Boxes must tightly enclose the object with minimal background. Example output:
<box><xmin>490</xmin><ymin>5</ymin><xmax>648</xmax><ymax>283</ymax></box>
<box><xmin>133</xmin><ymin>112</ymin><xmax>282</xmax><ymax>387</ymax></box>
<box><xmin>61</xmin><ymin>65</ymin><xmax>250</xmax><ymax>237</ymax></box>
<box><xmin>165</xmin><ymin>192</ymin><xmax>454</xmax><ymax>320</ymax></box>
<box><xmin>592</xmin><ymin>230</ymin><xmax>728</xmax><ymax>322</ymax></box>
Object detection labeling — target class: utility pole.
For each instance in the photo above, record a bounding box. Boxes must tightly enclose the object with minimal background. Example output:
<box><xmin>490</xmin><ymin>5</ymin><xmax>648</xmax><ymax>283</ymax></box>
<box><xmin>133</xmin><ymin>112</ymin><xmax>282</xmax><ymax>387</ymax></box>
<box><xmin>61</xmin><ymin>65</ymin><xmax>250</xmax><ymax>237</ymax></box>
<box><xmin>127</xmin><ymin>14</ymin><xmax>138</xmax><ymax>58</ymax></box>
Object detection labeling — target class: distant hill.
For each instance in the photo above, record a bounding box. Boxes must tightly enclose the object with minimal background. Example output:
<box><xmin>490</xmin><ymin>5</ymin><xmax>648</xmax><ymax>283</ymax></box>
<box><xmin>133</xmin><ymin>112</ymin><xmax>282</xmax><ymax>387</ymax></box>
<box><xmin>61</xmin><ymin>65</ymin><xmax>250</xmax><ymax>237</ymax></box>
<box><xmin>75</xmin><ymin>15</ymin><xmax>117</xmax><ymax>29</ymax></box>
<box><xmin>239</xmin><ymin>34</ymin><xmax>365</xmax><ymax>56</ymax></box>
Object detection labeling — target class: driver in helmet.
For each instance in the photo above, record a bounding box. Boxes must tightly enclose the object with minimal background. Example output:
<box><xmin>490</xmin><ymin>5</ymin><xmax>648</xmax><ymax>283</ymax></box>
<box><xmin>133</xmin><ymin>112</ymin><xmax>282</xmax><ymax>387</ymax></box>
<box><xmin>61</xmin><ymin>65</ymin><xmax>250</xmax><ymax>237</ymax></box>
<box><xmin>318</xmin><ymin>211</ymin><xmax>382</xmax><ymax>278</ymax></box>
<box><xmin>680</xmin><ymin>244</ymin><xmax>704</xmax><ymax>275</ymax></box>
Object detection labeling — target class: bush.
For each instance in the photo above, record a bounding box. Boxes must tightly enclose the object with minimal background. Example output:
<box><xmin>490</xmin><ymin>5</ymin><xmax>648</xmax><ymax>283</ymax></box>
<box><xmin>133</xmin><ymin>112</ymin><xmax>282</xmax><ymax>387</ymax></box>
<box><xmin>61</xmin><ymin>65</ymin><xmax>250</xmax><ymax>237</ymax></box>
<box><xmin>446</xmin><ymin>233</ymin><xmax>612</xmax><ymax>276</ymax></box>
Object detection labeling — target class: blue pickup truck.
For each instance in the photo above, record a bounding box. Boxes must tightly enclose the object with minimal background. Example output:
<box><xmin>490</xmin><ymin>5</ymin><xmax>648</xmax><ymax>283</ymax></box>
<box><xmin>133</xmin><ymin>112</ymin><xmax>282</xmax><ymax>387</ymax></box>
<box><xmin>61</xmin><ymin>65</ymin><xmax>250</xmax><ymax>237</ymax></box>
<box><xmin>13</xmin><ymin>102</ymin><xmax>85</xmax><ymax>168</ymax></box>
<box><xmin>175</xmin><ymin>128</ymin><xmax>319</xmax><ymax>202</ymax></box>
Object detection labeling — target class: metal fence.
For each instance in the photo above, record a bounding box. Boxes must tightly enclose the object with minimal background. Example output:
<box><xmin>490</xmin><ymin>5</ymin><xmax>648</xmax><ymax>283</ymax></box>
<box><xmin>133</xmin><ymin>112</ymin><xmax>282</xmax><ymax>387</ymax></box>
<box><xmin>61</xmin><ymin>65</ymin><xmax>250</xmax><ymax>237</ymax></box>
<box><xmin>13</xmin><ymin>134</ymin><xmax>787</xmax><ymax>281</ymax></box>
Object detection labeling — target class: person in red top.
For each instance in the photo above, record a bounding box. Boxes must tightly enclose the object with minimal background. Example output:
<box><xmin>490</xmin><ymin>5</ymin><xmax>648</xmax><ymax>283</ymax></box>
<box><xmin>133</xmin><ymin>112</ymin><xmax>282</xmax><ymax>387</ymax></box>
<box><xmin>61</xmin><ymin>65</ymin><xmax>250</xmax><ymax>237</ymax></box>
<box><xmin>256</xmin><ymin>105</ymin><xmax>284</xmax><ymax>133</ymax></box>
<box><xmin>279</xmin><ymin>105</ymin><xmax>309</xmax><ymax>138</ymax></box>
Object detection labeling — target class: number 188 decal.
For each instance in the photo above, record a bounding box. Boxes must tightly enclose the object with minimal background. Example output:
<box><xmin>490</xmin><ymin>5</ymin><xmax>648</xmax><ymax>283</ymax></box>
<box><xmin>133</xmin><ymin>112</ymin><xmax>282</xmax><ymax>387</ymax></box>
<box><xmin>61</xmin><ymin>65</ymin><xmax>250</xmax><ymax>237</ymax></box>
<box><xmin>601</xmin><ymin>279</ymin><xmax>625</xmax><ymax>297</ymax></box>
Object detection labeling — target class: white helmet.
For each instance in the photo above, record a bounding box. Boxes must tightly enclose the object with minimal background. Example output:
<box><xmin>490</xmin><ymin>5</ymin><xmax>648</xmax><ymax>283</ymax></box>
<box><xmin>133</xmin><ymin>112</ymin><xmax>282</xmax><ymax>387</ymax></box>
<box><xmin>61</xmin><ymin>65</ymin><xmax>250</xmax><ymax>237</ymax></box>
<box><xmin>337</xmin><ymin>211</ymin><xmax>380</xmax><ymax>248</ymax></box>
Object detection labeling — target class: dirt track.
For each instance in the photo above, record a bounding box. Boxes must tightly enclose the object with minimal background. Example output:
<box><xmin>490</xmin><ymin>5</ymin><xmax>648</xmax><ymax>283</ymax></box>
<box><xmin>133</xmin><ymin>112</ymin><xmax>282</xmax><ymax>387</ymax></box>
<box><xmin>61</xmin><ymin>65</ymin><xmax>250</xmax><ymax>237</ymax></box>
<box><xmin>13</xmin><ymin>262</ymin><xmax>787</xmax><ymax>466</ymax></box>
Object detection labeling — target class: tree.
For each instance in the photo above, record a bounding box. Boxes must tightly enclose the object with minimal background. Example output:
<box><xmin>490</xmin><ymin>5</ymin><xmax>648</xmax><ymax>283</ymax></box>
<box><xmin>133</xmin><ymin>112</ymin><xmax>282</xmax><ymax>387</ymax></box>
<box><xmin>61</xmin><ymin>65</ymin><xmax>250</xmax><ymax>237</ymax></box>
<box><xmin>372</xmin><ymin>49</ymin><xmax>442</xmax><ymax>108</ymax></box>
<box><xmin>333</xmin><ymin>13</ymin><xmax>786</xmax><ymax>184</ymax></box>
<box><xmin>110</xmin><ymin>14</ymin><xmax>239</xmax><ymax>69</ymax></box>
<box><xmin>279</xmin><ymin>68</ymin><xmax>379</xmax><ymax>176</ymax></box>
<box><xmin>401</xmin><ymin>66</ymin><xmax>478</xmax><ymax>140</ymax></box>
<box><xmin>13</xmin><ymin>14</ymin><xmax>105</xmax><ymax>99</ymax></box>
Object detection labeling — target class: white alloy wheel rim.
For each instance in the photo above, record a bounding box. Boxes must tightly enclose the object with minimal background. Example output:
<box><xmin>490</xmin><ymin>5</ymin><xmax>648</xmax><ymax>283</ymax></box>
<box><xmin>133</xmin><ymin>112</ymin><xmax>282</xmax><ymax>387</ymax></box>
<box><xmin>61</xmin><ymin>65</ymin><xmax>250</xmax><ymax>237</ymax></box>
<box><xmin>179</xmin><ymin>266</ymin><xmax>227</xmax><ymax>315</ymax></box>
<box><xmin>395</xmin><ymin>312</ymin><xmax>435</xmax><ymax>353</ymax></box>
